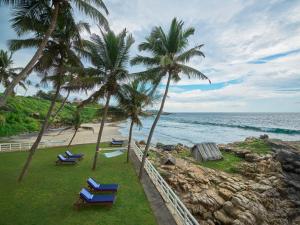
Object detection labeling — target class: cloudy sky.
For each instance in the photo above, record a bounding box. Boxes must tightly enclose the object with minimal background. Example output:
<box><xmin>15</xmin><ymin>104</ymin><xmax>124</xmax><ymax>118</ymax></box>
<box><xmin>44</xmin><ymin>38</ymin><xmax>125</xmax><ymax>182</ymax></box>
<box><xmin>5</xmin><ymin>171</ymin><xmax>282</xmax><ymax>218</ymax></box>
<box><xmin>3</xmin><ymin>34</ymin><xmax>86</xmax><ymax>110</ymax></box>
<box><xmin>0</xmin><ymin>0</ymin><xmax>300</xmax><ymax>112</ymax></box>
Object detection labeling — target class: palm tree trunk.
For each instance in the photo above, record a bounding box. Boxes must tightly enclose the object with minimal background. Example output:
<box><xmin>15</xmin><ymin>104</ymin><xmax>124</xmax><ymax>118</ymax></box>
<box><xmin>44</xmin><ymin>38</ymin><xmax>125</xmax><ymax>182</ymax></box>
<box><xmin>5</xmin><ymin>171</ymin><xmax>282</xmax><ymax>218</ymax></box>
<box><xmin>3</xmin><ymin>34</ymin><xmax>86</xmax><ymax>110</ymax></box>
<box><xmin>67</xmin><ymin>128</ymin><xmax>78</xmax><ymax>148</ymax></box>
<box><xmin>18</xmin><ymin>83</ymin><xmax>61</xmax><ymax>182</ymax></box>
<box><xmin>52</xmin><ymin>90</ymin><xmax>70</xmax><ymax>120</ymax></box>
<box><xmin>0</xmin><ymin>3</ymin><xmax>59</xmax><ymax>107</ymax></box>
<box><xmin>127</xmin><ymin>120</ymin><xmax>134</xmax><ymax>163</ymax></box>
<box><xmin>138</xmin><ymin>72</ymin><xmax>172</xmax><ymax>179</ymax></box>
<box><xmin>92</xmin><ymin>93</ymin><xmax>111</xmax><ymax>170</ymax></box>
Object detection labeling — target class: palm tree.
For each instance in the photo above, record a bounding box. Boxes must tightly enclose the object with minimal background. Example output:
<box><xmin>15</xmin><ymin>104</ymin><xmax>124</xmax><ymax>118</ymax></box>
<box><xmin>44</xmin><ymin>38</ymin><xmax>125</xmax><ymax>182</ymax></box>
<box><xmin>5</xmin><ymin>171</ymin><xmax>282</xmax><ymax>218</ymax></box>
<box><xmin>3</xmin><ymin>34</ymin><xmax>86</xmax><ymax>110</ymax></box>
<box><xmin>131</xmin><ymin>18</ymin><xmax>210</xmax><ymax>179</ymax></box>
<box><xmin>116</xmin><ymin>80</ymin><xmax>159</xmax><ymax>163</ymax></box>
<box><xmin>16</xmin><ymin>12</ymin><xmax>89</xmax><ymax>182</ymax></box>
<box><xmin>0</xmin><ymin>0</ymin><xmax>108</xmax><ymax>107</ymax></box>
<box><xmin>0</xmin><ymin>49</ymin><xmax>27</xmax><ymax>94</ymax></box>
<box><xmin>78</xmin><ymin>28</ymin><xmax>134</xmax><ymax>170</ymax></box>
<box><xmin>57</xmin><ymin>108</ymin><xmax>94</xmax><ymax>148</ymax></box>
<box><xmin>51</xmin><ymin>89</ymin><xmax>70</xmax><ymax>120</ymax></box>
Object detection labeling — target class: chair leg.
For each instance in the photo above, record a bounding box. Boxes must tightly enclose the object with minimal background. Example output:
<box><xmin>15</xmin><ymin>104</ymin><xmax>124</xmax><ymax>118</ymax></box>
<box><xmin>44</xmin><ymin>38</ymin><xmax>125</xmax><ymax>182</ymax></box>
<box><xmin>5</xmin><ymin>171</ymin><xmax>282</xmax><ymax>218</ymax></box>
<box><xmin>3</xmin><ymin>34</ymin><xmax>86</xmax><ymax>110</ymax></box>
<box><xmin>73</xmin><ymin>198</ymin><xmax>83</xmax><ymax>210</ymax></box>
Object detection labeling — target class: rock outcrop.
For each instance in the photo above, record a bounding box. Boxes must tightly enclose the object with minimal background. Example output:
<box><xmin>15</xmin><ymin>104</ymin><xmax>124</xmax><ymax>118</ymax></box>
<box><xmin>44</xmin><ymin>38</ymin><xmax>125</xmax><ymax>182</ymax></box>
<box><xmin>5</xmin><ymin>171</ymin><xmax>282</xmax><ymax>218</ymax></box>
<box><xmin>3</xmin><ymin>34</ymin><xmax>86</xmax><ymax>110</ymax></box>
<box><xmin>154</xmin><ymin>139</ymin><xmax>300</xmax><ymax>225</ymax></box>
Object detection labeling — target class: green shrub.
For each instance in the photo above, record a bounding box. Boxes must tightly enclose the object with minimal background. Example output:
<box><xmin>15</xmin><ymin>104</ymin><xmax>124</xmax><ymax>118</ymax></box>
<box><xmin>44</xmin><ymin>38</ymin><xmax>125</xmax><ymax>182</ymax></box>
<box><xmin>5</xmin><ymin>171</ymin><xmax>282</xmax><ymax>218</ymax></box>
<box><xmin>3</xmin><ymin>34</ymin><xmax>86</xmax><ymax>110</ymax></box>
<box><xmin>0</xmin><ymin>95</ymin><xmax>101</xmax><ymax>137</ymax></box>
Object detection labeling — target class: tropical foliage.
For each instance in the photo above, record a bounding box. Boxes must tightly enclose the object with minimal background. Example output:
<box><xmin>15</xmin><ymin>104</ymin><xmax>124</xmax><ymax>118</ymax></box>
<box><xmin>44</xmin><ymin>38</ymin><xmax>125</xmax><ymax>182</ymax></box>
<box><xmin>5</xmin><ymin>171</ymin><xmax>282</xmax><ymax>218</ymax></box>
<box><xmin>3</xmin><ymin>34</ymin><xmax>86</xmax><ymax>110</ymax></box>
<box><xmin>73</xmin><ymin>28</ymin><xmax>134</xmax><ymax>170</ymax></box>
<box><xmin>0</xmin><ymin>0</ymin><xmax>108</xmax><ymax>107</ymax></box>
<box><xmin>0</xmin><ymin>95</ymin><xmax>99</xmax><ymax>137</ymax></box>
<box><xmin>58</xmin><ymin>108</ymin><xmax>94</xmax><ymax>148</ymax></box>
<box><xmin>116</xmin><ymin>80</ymin><xmax>160</xmax><ymax>162</ymax></box>
<box><xmin>14</xmin><ymin>6</ymin><xmax>95</xmax><ymax>181</ymax></box>
<box><xmin>0</xmin><ymin>49</ymin><xmax>27</xmax><ymax>94</ymax></box>
<box><xmin>131</xmin><ymin>18</ymin><xmax>210</xmax><ymax>178</ymax></box>
<box><xmin>0</xmin><ymin>0</ymin><xmax>209</xmax><ymax>183</ymax></box>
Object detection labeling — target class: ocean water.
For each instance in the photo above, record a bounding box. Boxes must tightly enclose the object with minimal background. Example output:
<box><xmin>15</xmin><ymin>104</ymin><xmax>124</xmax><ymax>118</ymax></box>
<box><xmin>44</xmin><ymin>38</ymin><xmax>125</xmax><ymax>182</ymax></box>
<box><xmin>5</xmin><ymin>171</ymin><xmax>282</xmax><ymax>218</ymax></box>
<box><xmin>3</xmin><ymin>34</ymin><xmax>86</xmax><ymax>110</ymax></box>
<box><xmin>119</xmin><ymin>113</ymin><xmax>300</xmax><ymax>146</ymax></box>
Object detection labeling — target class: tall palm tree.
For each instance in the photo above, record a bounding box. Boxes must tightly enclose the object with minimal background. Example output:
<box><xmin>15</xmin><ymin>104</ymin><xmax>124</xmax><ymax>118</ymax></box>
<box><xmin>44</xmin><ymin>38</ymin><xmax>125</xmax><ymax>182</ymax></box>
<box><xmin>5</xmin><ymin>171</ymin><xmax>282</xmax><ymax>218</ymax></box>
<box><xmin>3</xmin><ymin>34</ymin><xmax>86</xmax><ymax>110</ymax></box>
<box><xmin>131</xmin><ymin>18</ymin><xmax>210</xmax><ymax>179</ymax></box>
<box><xmin>16</xmin><ymin>11</ymin><xmax>89</xmax><ymax>182</ymax></box>
<box><xmin>116</xmin><ymin>80</ymin><xmax>159</xmax><ymax>163</ymax></box>
<box><xmin>0</xmin><ymin>0</ymin><xmax>108</xmax><ymax>107</ymax></box>
<box><xmin>78</xmin><ymin>28</ymin><xmax>134</xmax><ymax>170</ymax></box>
<box><xmin>0</xmin><ymin>49</ymin><xmax>27</xmax><ymax>94</ymax></box>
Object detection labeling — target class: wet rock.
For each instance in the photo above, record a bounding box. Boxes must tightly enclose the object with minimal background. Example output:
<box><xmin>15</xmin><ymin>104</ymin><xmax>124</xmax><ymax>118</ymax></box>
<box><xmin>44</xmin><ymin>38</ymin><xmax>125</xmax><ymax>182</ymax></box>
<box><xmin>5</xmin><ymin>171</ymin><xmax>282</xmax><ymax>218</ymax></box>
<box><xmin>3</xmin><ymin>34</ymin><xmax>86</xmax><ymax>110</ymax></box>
<box><xmin>161</xmin><ymin>155</ymin><xmax>176</xmax><ymax>165</ymax></box>
<box><xmin>259</xmin><ymin>134</ymin><xmax>269</xmax><ymax>140</ymax></box>
<box><xmin>234</xmin><ymin>150</ymin><xmax>251</xmax><ymax>158</ymax></box>
<box><xmin>162</xmin><ymin>145</ymin><xmax>176</xmax><ymax>151</ymax></box>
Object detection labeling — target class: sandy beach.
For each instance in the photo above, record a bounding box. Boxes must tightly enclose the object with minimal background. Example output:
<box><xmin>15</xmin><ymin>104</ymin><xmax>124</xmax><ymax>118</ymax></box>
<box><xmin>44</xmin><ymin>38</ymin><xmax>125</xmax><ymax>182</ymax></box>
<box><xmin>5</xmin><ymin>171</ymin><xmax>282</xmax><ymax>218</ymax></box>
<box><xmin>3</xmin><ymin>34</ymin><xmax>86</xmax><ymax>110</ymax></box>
<box><xmin>0</xmin><ymin>122</ymin><xmax>125</xmax><ymax>145</ymax></box>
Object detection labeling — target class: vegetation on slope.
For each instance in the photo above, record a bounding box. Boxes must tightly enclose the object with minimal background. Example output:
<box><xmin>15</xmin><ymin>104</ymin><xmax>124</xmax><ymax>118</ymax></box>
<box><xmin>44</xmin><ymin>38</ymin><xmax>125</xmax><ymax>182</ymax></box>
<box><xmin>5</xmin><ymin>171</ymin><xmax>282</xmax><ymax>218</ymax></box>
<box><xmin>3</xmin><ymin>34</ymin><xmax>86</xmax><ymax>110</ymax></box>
<box><xmin>236</xmin><ymin>139</ymin><xmax>272</xmax><ymax>154</ymax></box>
<box><xmin>0</xmin><ymin>95</ymin><xmax>100</xmax><ymax>137</ymax></box>
<box><xmin>199</xmin><ymin>152</ymin><xmax>242</xmax><ymax>173</ymax></box>
<box><xmin>0</xmin><ymin>143</ymin><xmax>157</xmax><ymax>225</ymax></box>
<box><xmin>199</xmin><ymin>139</ymin><xmax>271</xmax><ymax>173</ymax></box>
<box><xmin>172</xmin><ymin>139</ymin><xmax>272</xmax><ymax>173</ymax></box>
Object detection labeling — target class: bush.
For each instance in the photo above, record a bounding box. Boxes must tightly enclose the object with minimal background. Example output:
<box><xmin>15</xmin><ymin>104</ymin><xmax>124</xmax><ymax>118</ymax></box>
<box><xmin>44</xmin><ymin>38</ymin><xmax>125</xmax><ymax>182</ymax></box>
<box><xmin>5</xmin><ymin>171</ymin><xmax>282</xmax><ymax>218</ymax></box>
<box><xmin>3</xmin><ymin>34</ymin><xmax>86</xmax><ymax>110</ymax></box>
<box><xmin>0</xmin><ymin>95</ymin><xmax>100</xmax><ymax>137</ymax></box>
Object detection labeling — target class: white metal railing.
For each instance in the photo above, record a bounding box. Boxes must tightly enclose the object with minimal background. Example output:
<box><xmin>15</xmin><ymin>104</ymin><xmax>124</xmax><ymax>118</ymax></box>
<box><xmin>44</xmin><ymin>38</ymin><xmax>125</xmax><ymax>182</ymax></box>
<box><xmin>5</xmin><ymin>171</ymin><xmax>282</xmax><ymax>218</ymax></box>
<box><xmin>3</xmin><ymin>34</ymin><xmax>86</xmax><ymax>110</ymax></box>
<box><xmin>132</xmin><ymin>142</ymin><xmax>200</xmax><ymax>225</ymax></box>
<box><xmin>0</xmin><ymin>141</ymin><xmax>128</xmax><ymax>152</ymax></box>
<box><xmin>0</xmin><ymin>141</ymin><xmax>68</xmax><ymax>152</ymax></box>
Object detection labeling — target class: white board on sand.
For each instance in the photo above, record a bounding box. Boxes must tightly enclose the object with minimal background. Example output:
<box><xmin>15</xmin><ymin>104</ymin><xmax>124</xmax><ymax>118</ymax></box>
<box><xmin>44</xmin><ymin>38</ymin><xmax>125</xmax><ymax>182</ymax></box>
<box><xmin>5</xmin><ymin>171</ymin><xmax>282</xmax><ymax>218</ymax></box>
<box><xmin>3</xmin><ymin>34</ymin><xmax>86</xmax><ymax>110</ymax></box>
<box><xmin>104</xmin><ymin>150</ymin><xmax>125</xmax><ymax>158</ymax></box>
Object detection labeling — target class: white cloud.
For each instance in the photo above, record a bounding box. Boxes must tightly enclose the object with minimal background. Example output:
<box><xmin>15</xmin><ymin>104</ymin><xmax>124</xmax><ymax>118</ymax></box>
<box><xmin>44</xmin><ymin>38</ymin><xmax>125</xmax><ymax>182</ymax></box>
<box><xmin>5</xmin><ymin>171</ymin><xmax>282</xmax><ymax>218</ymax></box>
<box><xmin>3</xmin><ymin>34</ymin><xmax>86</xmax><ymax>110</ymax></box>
<box><xmin>1</xmin><ymin>0</ymin><xmax>300</xmax><ymax>111</ymax></box>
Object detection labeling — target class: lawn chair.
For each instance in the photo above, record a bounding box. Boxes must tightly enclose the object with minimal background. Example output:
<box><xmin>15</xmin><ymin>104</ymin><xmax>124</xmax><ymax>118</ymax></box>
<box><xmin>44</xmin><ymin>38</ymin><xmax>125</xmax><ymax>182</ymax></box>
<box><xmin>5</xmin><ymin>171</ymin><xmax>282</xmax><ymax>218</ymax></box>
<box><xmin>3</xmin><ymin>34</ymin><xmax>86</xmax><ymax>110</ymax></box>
<box><xmin>56</xmin><ymin>154</ymin><xmax>77</xmax><ymax>165</ymax></box>
<box><xmin>87</xmin><ymin>177</ymin><xmax>119</xmax><ymax>193</ymax></box>
<box><xmin>110</xmin><ymin>138</ymin><xmax>124</xmax><ymax>146</ymax></box>
<box><xmin>74</xmin><ymin>188</ymin><xmax>116</xmax><ymax>209</ymax></box>
<box><xmin>65</xmin><ymin>150</ymin><xmax>84</xmax><ymax>160</ymax></box>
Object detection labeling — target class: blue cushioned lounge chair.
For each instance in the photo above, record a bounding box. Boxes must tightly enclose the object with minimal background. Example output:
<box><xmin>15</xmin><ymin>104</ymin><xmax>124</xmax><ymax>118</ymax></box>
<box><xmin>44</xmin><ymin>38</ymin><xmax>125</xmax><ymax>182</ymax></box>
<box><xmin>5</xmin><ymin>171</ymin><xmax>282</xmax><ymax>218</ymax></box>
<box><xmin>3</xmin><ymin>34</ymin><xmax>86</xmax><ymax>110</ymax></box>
<box><xmin>74</xmin><ymin>188</ymin><xmax>116</xmax><ymax>209</ymax></box>
<box><xmin>110</xmin><ymin>138</ymin><xmax>124</xmax><ymax>146</ymax></box>
<box><xmin>65</xmin><ymin>150</ymin><xmax>84</xmax><ymax>160</ymax></box>
<box><xmin>56</xmin><ymin>154</ymin><xmax>77</xmax><ymax>165</ymax></box>
<box><xmin>87</xmin><ymin>177</ymin><xmax>119</xmax><ymax>193</ymax></box>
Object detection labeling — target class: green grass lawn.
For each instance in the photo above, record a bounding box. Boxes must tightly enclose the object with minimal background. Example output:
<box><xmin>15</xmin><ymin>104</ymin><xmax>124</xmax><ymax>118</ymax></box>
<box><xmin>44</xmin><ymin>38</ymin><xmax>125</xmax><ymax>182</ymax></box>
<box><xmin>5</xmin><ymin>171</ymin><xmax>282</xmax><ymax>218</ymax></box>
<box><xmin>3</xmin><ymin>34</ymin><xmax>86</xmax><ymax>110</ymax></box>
<box><xmin>0</xmin><ymin>143</ymin><xmax>157</xmax><ymax>225</ymax></box>
<box><xmin>236</xmin><ymin>139</ymin><xmax>272</xmax><ymax>154</ymax></box>
<box><xmin>198</xmin><ymin>151</ymin><xmax>242</xmax><ymax>173</ymax></box>
<box><xmin>197</xmin><ymin>139</ymin><xmax>271</xmax><ymax>173</ymax></box>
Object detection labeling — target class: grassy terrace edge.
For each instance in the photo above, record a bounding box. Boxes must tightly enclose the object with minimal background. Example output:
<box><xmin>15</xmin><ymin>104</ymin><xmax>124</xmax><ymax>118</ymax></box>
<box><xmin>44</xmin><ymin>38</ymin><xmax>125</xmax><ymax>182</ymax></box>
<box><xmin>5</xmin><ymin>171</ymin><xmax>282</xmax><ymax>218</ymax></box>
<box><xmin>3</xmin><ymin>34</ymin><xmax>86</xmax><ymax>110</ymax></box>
<box><xmin>0</xmin><ymin>143</ymin><xmax>157</xmax><ymax>225</ymax></box>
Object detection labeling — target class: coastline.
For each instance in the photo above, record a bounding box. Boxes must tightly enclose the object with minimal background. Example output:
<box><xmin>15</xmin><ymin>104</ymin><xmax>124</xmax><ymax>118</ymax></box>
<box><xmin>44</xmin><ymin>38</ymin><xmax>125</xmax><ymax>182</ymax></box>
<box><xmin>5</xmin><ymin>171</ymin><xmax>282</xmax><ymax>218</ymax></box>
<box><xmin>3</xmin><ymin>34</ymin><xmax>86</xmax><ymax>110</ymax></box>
<box><xmin>0</xmin><ymin>122</ymin><xmax>125</xmax><ymax>145</ymax></box>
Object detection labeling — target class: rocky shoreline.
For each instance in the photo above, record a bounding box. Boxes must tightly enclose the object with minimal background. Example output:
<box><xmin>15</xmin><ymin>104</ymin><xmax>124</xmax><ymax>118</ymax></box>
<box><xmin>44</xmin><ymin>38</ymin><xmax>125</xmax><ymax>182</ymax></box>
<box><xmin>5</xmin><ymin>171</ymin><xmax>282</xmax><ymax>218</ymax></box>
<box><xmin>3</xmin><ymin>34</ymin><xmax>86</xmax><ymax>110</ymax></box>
<box><xmin>138</xmin><ymin>137</ymin><xmax>300</xmax><ymax>225</ymax></box>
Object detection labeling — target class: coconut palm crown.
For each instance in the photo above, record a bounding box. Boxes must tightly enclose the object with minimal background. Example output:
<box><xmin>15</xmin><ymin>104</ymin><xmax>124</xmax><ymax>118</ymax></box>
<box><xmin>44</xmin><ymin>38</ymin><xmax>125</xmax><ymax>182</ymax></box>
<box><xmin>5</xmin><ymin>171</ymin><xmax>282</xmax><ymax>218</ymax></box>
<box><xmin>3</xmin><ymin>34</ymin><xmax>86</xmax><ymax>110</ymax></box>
<box><xmin>0</xmin><ymin>49</ymin><xmax>27</xmax><ymax>93</ymax></box>
<box><xmin>131</xmin><ymin>17</ymin><xmax>210</xmax><ymax>178</ymax></box>
<box><xmin>116</xmin><ymin>80</ymin><xmax>160</xmax><ymax>163</ymax></box>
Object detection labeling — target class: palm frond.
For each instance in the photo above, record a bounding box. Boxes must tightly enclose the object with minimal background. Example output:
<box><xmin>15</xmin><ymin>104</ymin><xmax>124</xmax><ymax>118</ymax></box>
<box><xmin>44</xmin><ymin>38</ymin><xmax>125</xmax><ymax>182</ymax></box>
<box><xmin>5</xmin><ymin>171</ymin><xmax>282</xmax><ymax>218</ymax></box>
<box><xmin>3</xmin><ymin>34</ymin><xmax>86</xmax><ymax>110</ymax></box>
<box><xmin>176</xmin><ymin>44</ymin><xmax>205</xmax><ymax>63</ymax></box>
<box><xmin>177</xmin><ymin>64</ymin><xmax>210</xmax><ymax>83</ymax></box>
<box><xmin>130</xmin><ymin>55</ymin><xmax>160</xmax><ymax>67</ymax></box>
<box><xmin>8</xmin><ymin>38</ymin><xmax>43</xmax><ymax>51</ymax></box>
<box><xmin>73</xmin><ymin>0</ymin><xmax>108</xmax><ymax>29</ymax></box>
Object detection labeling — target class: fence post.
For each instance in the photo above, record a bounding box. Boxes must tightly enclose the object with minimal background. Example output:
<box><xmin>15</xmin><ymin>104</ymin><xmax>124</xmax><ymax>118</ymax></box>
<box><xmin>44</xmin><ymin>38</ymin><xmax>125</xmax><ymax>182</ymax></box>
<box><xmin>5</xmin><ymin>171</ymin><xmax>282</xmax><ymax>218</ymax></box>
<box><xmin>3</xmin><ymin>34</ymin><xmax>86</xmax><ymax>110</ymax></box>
<box><xmin>184</xmin><ymin>209</ymin><xmax>188</xmax><ymax>224</ymax></box>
